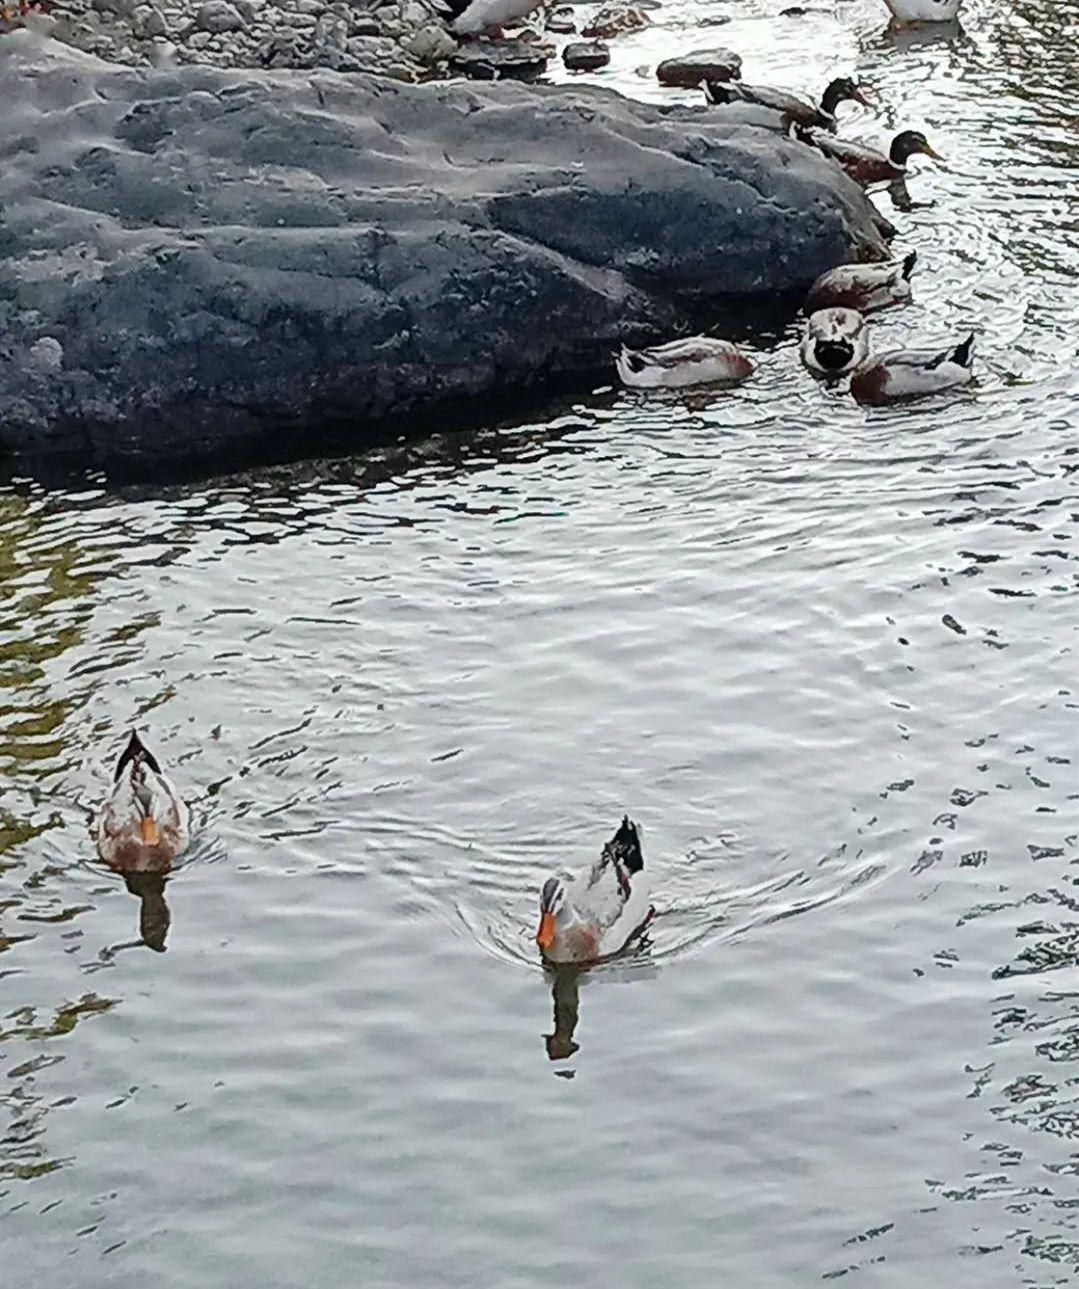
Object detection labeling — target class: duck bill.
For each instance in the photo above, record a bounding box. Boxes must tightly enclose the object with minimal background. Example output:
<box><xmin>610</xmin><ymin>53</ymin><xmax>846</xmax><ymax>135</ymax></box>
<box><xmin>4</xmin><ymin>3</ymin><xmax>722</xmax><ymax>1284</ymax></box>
<box><xmin>140</xmin><ymin>816</ymin><xmax>161</xmax><ymax>846</ymax></box>
<box><xmin>853</xmin><ymin>86</ymin><xmax>873</xmax><ymax>107</ymax></box>
<box><xmin>535</xmin><ymin>911</ymin><xmax>557</xmax><ymax>952</ymax></box>
<box><xmin>922</xmin><ymin>143</ymin><xmax>944</xmax><ymax>161</ymax></box>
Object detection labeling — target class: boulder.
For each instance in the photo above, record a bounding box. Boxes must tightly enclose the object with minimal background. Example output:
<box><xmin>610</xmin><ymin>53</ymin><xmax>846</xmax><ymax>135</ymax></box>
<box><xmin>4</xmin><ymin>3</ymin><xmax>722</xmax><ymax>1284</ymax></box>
<box><xmin>0</xmin><ymin>34</ymin><xmax>885</xmax><ymax>469</ymax></box>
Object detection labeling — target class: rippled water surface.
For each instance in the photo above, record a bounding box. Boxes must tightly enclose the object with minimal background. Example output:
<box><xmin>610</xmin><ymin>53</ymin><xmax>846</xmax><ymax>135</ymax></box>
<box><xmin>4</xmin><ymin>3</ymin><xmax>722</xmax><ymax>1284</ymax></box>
<box><xmin>2</xmin><ymin>1</ymin><xmax>1077</xmax><ymax>1285</ymax></box>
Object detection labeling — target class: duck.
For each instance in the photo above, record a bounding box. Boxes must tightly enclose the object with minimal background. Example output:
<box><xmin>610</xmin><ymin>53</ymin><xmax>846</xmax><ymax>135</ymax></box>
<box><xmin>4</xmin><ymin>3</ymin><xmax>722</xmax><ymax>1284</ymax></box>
<box><xmin>850</xmin><ymin>332</ymin><xmax>974</xmax><ymax>405</ymax></box>
<box><xmin>882</xmin><ymin>0</ymin><xmax>962</xmax><ymax>26</ymax></box>
<box><xmin>96</xmin><ymin>731</ymin><xmax>190</xmax><ymax>871</ymax></box>
<box><xmin>799</xmin><ymin>308</ymin><xmax>870</xmax><ymax>378</ymax></box>
<box><xmin>616</xmin><ymin>337</ymin><xmax>755</xmax><ymax>389</ymax></box>
<box><xmin>796</xmin><ymin>127</ymin><xmax>941</xmax><ymax>186</ymax></box>
<box><xmin>536</xmin><ymin>816</ymin><xmax>654</xmax><ymax>964</ymax></box>
<box><xmin>703</xmin><ymin>76</ymin><xmax>871</xmax><ymax>132</ymax></box>
<box><xmin>452</xmin><ymin>0</ymin><xmax>544</xmax><ymax>37</ymax></box>
<box><xmin>804</xmin><ymin>250</ymin><xmax>916</xmax><ymax>313</ymax></box>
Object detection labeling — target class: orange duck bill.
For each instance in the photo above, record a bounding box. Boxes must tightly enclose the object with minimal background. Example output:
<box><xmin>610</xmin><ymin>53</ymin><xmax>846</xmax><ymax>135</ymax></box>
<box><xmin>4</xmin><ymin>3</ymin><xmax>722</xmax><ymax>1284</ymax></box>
<box><xmin>536</xmin><ymin>911</ymin><xmax>557</xmax><ymax>951</ymax></box>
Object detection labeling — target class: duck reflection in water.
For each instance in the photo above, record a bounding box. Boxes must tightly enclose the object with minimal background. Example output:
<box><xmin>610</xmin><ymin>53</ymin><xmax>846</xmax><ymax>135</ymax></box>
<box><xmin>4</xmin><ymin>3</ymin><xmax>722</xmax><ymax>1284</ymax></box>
<box><xmin>121</xmin><ymin>870</ymin><xmax>172</xmax><ymax>953</ymax></box>
<box><xmin>95</xmin><ymin>731</ymin><xmax>190</xmax><ymax>953</ymax></box>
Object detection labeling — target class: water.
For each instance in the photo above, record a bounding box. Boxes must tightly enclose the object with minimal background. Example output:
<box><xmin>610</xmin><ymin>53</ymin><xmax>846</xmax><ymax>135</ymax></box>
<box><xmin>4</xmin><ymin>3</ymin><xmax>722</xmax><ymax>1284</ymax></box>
<box><xmin>2</xmin><ymin>0</ymin><xmax>1077</xmax><ymax>1284</ymax></box>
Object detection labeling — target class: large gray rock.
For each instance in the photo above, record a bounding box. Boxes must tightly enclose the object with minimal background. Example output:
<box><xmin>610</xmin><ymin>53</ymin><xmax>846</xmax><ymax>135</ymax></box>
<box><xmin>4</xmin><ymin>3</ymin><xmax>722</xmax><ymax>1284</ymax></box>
<box><xmin>0</xmin><ymin>33</ymin><xmax>885</xmax><ymax>469</ymax></box>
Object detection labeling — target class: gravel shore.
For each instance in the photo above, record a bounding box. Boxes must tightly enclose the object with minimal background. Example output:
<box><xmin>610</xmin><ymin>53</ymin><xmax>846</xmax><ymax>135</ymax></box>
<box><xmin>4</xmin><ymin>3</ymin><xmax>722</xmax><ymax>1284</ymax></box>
<box><xmin>24</xmin><ymin>0</ymin><xmax>462</xmax><ymax>80</ymax></box>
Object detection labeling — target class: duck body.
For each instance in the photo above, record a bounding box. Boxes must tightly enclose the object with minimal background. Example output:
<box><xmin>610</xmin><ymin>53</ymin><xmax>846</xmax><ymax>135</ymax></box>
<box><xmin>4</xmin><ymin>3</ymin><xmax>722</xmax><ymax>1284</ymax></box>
<box><xmin>850</xmin><ymin>333</ymin><xmax>974</xmax><ymax>405</ymax></box>
<box><xmin>452</xmin><ymin>0</ymin><xmax>543</xmax><ymax>35</ymax></box>
<box><xmin>883</xmin><ymin>0</ymin><xmax>962</xmax><ymax>25</ymax></box>
<box><xmin>96</xmin><ymin>731</ymin><xmax>190</xmax><ymax>872</ymax></box>
<box><xmin>805</xmin><ymin>251</ymin><xmax>916</xmax><ymax>313</ymax></box>
<box><xmin>536</xmin><ymin>817</ymin><xmax>654</xmax><ymax>965</ymax></box>
<box><xmin>797</xmin><ymin>127</ymin><xmax>940</xmax><ymax>186</ymax></box>
<box><xmin>800</xmin><ymin>308</ymin><xmax>870</xmax><ymax>378</ymax></box>
<box><xmin>616</xmin><ymin>337</ymin><xmax>754</xmax><ymax>389</ymax></box>
<box><xmin>703</xmin><ymin>76</ymin><xmax>870</xmax><ymax>132</ymax></box>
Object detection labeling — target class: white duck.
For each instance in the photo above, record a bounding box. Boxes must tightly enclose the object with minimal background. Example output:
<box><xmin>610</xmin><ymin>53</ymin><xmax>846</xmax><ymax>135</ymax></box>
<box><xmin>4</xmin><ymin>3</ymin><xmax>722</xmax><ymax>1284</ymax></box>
<box><xmin>882</xmin><ymin>0</ymin><xmax>962</xmax><ymax>26</ymax></box>
<box><xmin>536</xmin><ymin>817</ymin><xmax>654</xmax><ymax>964</ymax></box>
<box><xmin>616</xmin><ymin>337</ymin><xmax>755</xmax><ymax>389</ymax></box>
<box><xmin>804</xmin><ymin>251</ymin><xmax>916</xmax><ymax>314</ymax></box>
<box><xmin>96</xmin><ymin>731</ymin><xmax>190</xmax><ymax>871</ymax></box>
<box><xmin>452</xmin><ymin>0</ymin><xmax>545</xmax><ymax>37</ymax></box>
<box><xmin>800</xmin><ymin>307</ymin><xmax>870</xmax><ymax>378</ymax></box>
<box><xmin>851</xmin><ymin>332</ymin><xmax>974</xmax><ymax>404</ymax></box>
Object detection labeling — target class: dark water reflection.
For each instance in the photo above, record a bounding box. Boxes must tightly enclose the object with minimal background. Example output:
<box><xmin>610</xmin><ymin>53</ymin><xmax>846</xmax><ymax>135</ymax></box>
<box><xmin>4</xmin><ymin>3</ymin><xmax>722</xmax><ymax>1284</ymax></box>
<box><xmin>2</xmin><ymin>0</ymin><xmax>1078</xmax><ymax>1285</ymax></box>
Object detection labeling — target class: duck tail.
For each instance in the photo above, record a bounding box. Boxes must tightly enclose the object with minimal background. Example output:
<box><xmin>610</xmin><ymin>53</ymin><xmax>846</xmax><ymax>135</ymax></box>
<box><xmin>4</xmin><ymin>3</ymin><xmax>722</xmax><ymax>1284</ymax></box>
<box><xmin>951</xmin><ymin>332</ymin><xmax>975</xmax><ymax>368</ymax></box>
<box><xmin>115</xmin><ymin>729</ymin><xmax>161</xmax><ymax>780</ymax></box>
<box><xmin>901</xmin><ymin>250</ymin><xmax>917</xmax><ymax>280</ymax></box>
<box><xmin>605</xmin><ymin>814</ymin><xmax>644</xmax><ymax>874</ymax></box>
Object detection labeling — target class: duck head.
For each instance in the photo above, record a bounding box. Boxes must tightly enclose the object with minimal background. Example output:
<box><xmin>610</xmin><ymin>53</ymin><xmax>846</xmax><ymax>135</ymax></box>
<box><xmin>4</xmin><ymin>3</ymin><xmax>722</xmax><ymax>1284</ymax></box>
<box><xmin>889</xmin><ymin>130</ymin><xmax>942</xmax><ymax>167</ymax></box>
<box><xmin>536</xmin><ymin>876</ymin><xmax>567</xmax><ymax>952</ymax></box>
<box><xmin>821</xmin><ymin>77</ymin><xmax>872</xmax><ymax>114</ymax></box>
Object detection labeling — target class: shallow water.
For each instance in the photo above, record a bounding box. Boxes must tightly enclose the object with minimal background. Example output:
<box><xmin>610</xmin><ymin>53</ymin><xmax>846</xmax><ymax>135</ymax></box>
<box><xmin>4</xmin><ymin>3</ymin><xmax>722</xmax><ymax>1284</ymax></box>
<box><xmin>2</xmin><ymin>0</ymin><xmax>1077</xmax><ymax>1285</ymax></box>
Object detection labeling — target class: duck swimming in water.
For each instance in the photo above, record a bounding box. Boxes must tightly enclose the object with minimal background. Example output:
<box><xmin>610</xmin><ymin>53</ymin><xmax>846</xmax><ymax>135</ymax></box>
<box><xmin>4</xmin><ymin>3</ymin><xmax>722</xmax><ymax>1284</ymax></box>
<box><xmin>796</xmin><ymin>127</ymin><xmax>942</xmax><ymax>186</ymax></box>
<box><xmin>703</xmin><ymin>76</ymin><xmax>871</xmax><ymax>132</ymax></box>
<box><xmin>804</xmin><ymin>251</ymin><xmax>917</xmax><ymax>314</ymax></box>
<box><xmin>800</xmin><ymin>307</ymin><xmax>870</xmax><ymax>378</ymax></box>
<box><xmin>616</xmin><ymin>337</ymin><xmax>755</xmax><ymax>389</ymax></box>
<box><xmin>850</xmin><ymin>332</ymin><xmax>975</xmax><ymax>405</ymax></box>
<box><xmin>96</xmin><ymin>731</ymin><xmax>190</xmax><ymax>870</ymax></box>
<box><xmin>536</xmin><ymin>816</ymin><xmax>654</xmax><ymax>964</ymax></box>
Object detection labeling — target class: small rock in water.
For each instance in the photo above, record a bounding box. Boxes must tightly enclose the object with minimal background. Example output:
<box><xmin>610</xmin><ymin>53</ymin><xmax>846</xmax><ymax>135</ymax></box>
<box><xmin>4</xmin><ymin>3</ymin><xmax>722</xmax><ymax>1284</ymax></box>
<box><xmin>449</xmin><ymin>37</ymin><xmax>547</xmax><ymax>81</ymax></box>
<box><xmin>91</xmin><ymin>0</ymin><xmax>137</xmax><ymax>15</ymax></box>
<box><xmin>656</xmin><ymin>46</ymin><xmax>742</xmax><ymax>88</ymax></box>
<box><xmin>562</xmin><ymin>40</ymin><xmax>609</xmax><ymax>71</ymax></box>
<box><xmin>195</xmin><ymin>0</ymin><xmax>247</xmax><ymax>32</ymax></box>
<box><xmin>581</xmin><ymin>5</ymin><xmax>648</xmax><ymax>39</ymax></box>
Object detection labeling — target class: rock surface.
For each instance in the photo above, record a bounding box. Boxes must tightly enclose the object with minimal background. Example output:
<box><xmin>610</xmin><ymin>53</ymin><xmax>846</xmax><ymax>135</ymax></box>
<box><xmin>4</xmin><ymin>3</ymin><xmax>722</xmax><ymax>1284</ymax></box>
<box><xmin>0</xmin><ymin>36</ymin><xmax>885</xmax><ymax>468</ymax></box>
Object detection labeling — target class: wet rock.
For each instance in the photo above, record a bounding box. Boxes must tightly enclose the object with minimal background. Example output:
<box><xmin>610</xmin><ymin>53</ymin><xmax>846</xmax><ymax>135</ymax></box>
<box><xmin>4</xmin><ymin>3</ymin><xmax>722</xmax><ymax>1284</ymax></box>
<box><xmin>562</xmin><ymin>40</ymin><xmax>609</xmax><ymax>71</ymax></box>
<box><xmin>195</xmin><ymin>0</ymin><xmax>246</xmax><ymax>31</ymax></box>
<box><xmin>581</xmin><ymin>5</ymin><xmax>648</xmax><ymax>39</ymax></box>
<box><xmin>449</xmin><ymin>37</ymin><xmax>547</xmax><ymax>81</ymax></box>
<box><xmin>656</xmin><ymin>47</ymin><xmax>742</xmax><ymax>88</ymax></box>
<box><xmin>0</xmin><ymin>37</ymin><xmax>886</xmax><ymax>470</ymax></box>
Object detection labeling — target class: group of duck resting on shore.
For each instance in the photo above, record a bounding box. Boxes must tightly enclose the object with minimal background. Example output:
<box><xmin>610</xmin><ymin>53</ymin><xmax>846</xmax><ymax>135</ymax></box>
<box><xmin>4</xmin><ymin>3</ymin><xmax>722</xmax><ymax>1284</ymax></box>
<box><xmin>447</xmin><ymin>0</ymin><xmax>973</xmax><ymax>407</ymax></box>
<box><xmin>616</xmin><ymin>71</ymin><xmax>973</xmax><ymax>407</ymax></box>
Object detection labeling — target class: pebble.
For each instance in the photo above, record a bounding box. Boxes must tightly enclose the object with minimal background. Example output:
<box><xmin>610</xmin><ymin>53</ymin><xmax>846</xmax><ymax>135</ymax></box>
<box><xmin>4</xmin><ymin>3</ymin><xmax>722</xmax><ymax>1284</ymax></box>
<box><xmin>404</xmin><ymin>22</ymin><xmax>456</xmax><ymax>62</ymax></box>
<box><xmin>28</xmin><ymin>338</ymin><xmax>64</xmax><ymax>371</ymax></box>
<box><xmin>132</xmin><ymin>4</ymin><xmax>169</xmax><ymax>37</ymax></box>
<box><xmin>195</xmin><ymin>0</ymin><xmax>246</xmax><ymax>31</ymax></box>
